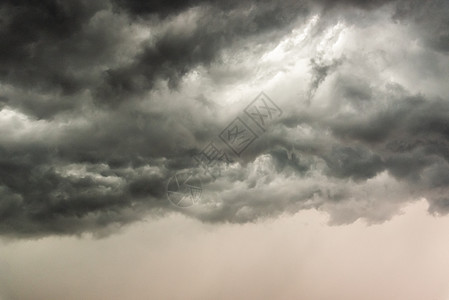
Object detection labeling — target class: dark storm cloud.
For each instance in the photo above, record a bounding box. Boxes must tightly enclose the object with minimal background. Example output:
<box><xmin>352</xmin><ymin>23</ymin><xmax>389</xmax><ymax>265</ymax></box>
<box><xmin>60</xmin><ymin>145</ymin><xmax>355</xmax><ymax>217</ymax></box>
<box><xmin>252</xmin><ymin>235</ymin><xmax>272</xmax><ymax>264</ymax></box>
<box><xmin>0</xmin><ymin>0</ymin><xmax>135</xmax><ymax>118</ymax></box>
<box><xmin>112</xmin><ymin>0</ymin><xmax>396</xmax><ymax>17</ymax></box>
<box><xmin>0</xmin><ymin>0</ymin><xmax>448</xmax><ymax>237</ymax></box>
<box><xmin>111</xmin><ymin>0</ymin><xmax>240</xmax><ymax>17</ymax></box>
<box><xmin>0</xmin><ymin>0</ymin><xmax>99</xmax><ymax>91</ymax></box>
<box><xmin>275</xmin><ymin>82</ymin><xmax>449</xmax><ymax>219</ymax></box>
<box><xmin>0</xmin><ymin>141</ymin><xmax>168</xmax><ymax>237</ymax></box>
<box><xmin>97</xmin><ymin>0</ymin><xmax>309</xmax><ymax>105</ymax></box>
<box><xmin>393</xmin><ymin>0</ymin><xmax>449</xmax><ymax>53</ymax></box>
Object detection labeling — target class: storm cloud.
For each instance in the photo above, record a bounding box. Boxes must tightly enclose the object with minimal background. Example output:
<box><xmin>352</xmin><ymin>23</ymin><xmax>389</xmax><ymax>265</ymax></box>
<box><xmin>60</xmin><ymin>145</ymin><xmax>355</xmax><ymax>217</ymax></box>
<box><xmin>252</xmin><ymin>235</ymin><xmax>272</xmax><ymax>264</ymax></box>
<box><xmin>0</xmin><ymin>0</ymin><xmax>448</xmax><ymax>237</ymax></box>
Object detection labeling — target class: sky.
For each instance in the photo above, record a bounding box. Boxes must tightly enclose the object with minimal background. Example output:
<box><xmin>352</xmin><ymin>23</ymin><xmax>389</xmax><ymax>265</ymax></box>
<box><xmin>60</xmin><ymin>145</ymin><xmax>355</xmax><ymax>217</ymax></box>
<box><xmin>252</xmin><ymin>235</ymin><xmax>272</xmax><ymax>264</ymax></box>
<box><xmin>0</xmin><ymin>0</ymin><xmax>449</xmax><ymax>299</ymax></box>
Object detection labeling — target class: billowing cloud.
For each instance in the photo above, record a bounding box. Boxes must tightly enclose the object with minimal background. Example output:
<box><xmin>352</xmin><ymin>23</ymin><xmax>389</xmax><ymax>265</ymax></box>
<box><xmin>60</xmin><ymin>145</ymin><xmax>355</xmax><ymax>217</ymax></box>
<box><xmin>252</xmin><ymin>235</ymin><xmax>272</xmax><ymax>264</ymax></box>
<box><xmin>0</xmin><ymin>0</ymin><xmax>448</xmax><ymax>237</ymax></box>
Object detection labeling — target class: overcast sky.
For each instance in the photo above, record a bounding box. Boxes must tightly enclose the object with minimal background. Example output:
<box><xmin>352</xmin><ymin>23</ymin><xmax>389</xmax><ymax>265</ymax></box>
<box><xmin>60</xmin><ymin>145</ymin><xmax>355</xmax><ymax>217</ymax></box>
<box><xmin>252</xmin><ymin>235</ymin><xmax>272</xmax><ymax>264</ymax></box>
<box><xmin>0</xmin><ymin>0</ymin><xmax>449</xmax><ymax>299</ymax></box>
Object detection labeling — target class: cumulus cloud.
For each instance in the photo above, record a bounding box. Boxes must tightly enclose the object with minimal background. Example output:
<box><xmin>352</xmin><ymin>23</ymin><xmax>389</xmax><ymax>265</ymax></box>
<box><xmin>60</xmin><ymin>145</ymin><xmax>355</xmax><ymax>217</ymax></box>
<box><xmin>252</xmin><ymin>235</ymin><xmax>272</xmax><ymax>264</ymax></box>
<box><xmin>0</xmin><ymin>0</ymin><xmax>448</xmax><ymax>237</ymax></box>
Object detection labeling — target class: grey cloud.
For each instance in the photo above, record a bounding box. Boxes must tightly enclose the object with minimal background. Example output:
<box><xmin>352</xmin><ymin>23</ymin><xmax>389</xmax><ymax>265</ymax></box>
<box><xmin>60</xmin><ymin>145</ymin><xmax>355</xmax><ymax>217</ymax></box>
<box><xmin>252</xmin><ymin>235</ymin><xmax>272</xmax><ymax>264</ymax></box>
<box><xmin>1</xmin><ymin>0</ymin><xmax>449</xmax><ymax>238</ymax></box>
<box><xmin>307</xmin><ymin>57</ymin><xmax>344</xmax><ymax>103</ymax></box>
<box><xmin>0</xmin><ymin>153</ymin><xmax>168</xmax><ymax>237</ymax></box>
<box><xmin>0</xmin><ymin>0</ymin><xmax>101</xmax><ymax>91</ymax></box>
<box><xmin>322</xmin><ymin>145</ymin><xmax>384</xmax><ymax>180</ymax></box>
<box><xmin>97</xmin><ymin>0</ymin><xmax>310</xmax><ymax>105</ymax></box>
<box><xmin>393</xmin><ymin>0</ymin><xmax>449</xmax><ymax>53</ymax></box>
<box><xmin>0</xmin><ymin>0</ymin><xmax>139</xmax><ymax>118</ymax></box>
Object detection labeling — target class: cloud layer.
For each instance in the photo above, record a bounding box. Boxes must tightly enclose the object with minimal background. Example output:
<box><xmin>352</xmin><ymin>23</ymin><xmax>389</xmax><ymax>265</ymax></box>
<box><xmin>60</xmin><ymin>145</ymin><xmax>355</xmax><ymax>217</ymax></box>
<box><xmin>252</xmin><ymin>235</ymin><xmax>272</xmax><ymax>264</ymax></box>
<box><xmin>0</xmin><ymin>0</ymin><xmax>448</xmax><ymax>237</ymax></box>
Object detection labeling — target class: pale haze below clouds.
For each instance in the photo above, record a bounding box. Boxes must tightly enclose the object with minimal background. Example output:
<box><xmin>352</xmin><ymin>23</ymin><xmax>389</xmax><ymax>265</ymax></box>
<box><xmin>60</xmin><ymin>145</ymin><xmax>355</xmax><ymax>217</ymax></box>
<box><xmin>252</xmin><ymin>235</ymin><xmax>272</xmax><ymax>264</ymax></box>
<box><xmin>1</xmin><ymin>200</ymin><xmax>449</xmax><ymax>300</ymax></box>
